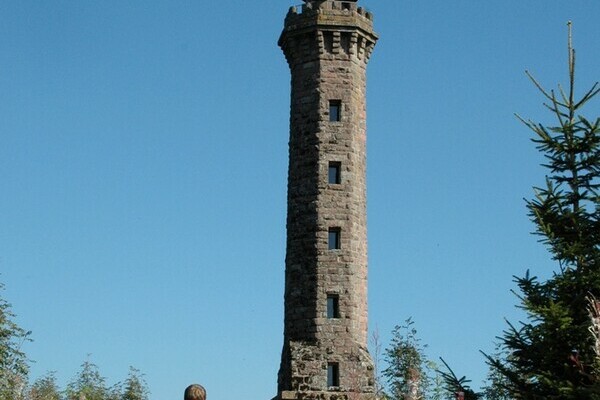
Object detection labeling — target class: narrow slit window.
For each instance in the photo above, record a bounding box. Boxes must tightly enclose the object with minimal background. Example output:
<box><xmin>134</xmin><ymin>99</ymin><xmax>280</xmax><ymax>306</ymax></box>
<box><xmin>340</xmin><ymin>33</ymin><xmax>351</xmax><ymax>54</ymax></box>
<box><xmin>327</xmin><ymin>295</ymin><xmax>340</xmax><ymax>318</ymax></box>
<box><xmin>327</xmin><ymin>363</ymin><xmax>340</xmax><ymax>388</ymax></box>
<box><xmin>329</xmin><ymin>100</ymin><xmax>341</xmax><ymax>122</ymax></box>
<box><xmin>324</xmin><ymin>32</ymin><xmax>334</xmax><ymax>53</ymax></box>
<box><xmin>328</xmin><ymin>228</ymin><xmax>341</xmax><ymax>250</ymax></box>
<box><xmin>328</xmin><ymin>162</ymin><xmax>341</xmax><ymax>184</ymax></box>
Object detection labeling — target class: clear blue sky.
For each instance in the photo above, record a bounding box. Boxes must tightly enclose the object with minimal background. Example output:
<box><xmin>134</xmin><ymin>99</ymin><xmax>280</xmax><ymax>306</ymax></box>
<box><xmin>2</xmin><ymin>1</ymin><xmax>600</xmax><ymax>399</ymax></box>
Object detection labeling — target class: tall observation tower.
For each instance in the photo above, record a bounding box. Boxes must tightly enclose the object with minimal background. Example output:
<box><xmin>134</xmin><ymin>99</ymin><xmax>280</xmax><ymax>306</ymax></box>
<box><xmin>275</xmin><ymin>1</ymin><xmax>378</xmax><ymax>399</ymax></box>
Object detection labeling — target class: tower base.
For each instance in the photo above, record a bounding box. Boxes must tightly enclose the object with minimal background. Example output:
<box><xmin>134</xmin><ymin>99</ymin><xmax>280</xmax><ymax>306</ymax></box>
<box><xmin>277</xmin><ymin>340</ymin><xmax>375</xmax><ymax>395</ymax></box>
<box><xmin>273</xmin><ymin>390</ymin><xmax>377</xmax><ymax>400</ymax></box>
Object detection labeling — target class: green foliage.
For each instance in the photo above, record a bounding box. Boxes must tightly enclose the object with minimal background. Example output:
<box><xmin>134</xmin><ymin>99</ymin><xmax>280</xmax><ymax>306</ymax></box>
<box><xmin>383</xmin><ymin>318</ymin><xmax>430</xmax><ymax>400</ymax></box>
<box><xmin>24</xmin><ymin>362</ymin><xmax>149</xmax><ymax>400</ymax></box>
<box><xmin>0</xmin><ymin>281</ymin><xmax>149</xmax><ymax>400</ymax></box>
<box><xmin>27</xmin><ymin>372</ymin><xmax>61</xmax><ymax>400</ymax></box>
<box><xmin>65</xmin><ymin>359</ymin><xmax>121</xmax><ymax>400</ymax></box>
<box><xmin>0</xmin><ymin>282</ymin><xmax>31</xmax><ymax>400</ymax></box>
<box><xmin>480</xmin><ymin>347</ymin><xmax>511</xmax><ymax>400</ymax></box>
<box><xmin>424</xmin><ymin>360</ymin><xmax>444</xmax><ymax>400</ymax></box>
<box><xmin>486</xmin><ymin>24</ymin><xmax>600</xmax><ymax>399</ymax></box>
<box><xmin>437</xmin><ymin>358</ymin><xmax>481</xmax><ymax>400</ymax></box>
<box><xmin>121</xmin><ymin>367</ymin><xmax>149</xmax><ymax>400</ymax></box>
<box><xmin>382</xmin><ymin>319</ymin><xmax>454</xmax><ymax>400</ymax></box>
<box><xmin>381</xmin><ymin>319</ymin><xmax>513</xmax><ymax>400</ymax></box>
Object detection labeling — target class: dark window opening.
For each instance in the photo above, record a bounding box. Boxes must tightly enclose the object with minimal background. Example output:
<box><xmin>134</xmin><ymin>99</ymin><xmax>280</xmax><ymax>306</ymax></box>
<box><xmin>324</xmin><ymin>32</ymin><xmax>334</xmax><ymax>53</ymax></box>
<box><xmin>328</xmin><ymin>162</ymin><xmax>341</xmax><ymax>184</ymax></box>
<box><xmin>328</xmin><ymin>228</ymin><xmax>341</xmax><ymax>250</ymax></box>
<box><xmin>340</xmin><ymin>33</ymin><xmax>351</xmax><ymax>54</ymax></box>
<box><xmin>327</xmin><ymin>363</ymin><xmax>340</xmax><ymax>388</ymax></box>
<box><xmin>327</xmin><ymin>295</ymin><xmax>340</xmax><ymax>318</ymax></box>
<box><xmin>329</xmin><ymin>100</ymin><xmax>341</xmax><ymax>122</ymax></box>
<box><xmin>342</xmin><ymin>2</ymin><xmax>351</xmax><ymax>10</ymax></box>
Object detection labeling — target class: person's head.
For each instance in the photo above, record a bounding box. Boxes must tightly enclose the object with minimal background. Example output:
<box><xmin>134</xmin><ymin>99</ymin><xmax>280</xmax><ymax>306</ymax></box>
<box><xmin>184</xmin><ymin>384</ymin><xmax>206</xmax><ymax>400</ymax></box>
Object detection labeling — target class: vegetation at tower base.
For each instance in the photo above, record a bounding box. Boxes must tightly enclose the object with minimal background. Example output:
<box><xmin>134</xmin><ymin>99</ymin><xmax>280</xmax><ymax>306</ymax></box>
<box><xmin>0</xmin><ymin>280</ymin><xmax>150</xmax><ymax>400</ymax></box>
<box><xmin>64</xmin><ymin>360</ymin><xmax>149</xmax><ymax>400</ymax></box>
<box><xmin>485</xmin><ymin>25</ymin><xmax>600</xmax><ymax>399</ymax></box>
<box><xmin>120</xmin><ymin>367</ymin><xmax>150</xmax><ymax>400</ymax></box>
<box><xmin>379</xmin><ymin>321</ymin><xmax>516</xmax><ymax>400</ymax></box>
<box><xmin>65</xmin><ymin>359</ymin><xmax>125</xmax><ymax>400</ymax></box>
<box><xmin>381</xmin><ymin>319</ymin><xmax>447</xmax><ymax>400</ymax></box>
<box><xmin>382</xmin><ymin>319</ymin><xmax>431</xmax><ymax>400</ymax></box>
<box><xmin>0</xmin><ymin>281</ymin><xmax>31</xmax><ymax>400</ymax></box>
<box><xmin>436</xmin><ymin>359</ymin><xmax>483</xmax><ymax>400</ymax></box>
<box><xmin>45</xmin><ymin>359</ymin><xmax>149</xmax><ymax>400</ymax></box>
<box><xmin>27</xmin><ymin>372</ymin><xmax>61</xmax><ymax>400</ymax></box>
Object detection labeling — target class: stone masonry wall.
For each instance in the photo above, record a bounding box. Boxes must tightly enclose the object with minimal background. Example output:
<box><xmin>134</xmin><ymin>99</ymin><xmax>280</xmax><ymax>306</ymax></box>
<box><xmin>277</xmin><ymin>1</ymin><xmax>378</xmax><ymax>399</ymax></box>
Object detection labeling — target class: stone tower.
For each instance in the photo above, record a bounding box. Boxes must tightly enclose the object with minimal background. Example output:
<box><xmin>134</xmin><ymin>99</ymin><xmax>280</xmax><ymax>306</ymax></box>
<box><xmin>276</xmin><ymin>1</ymin><xmax>377</xmax><ymax>400</ymax></box>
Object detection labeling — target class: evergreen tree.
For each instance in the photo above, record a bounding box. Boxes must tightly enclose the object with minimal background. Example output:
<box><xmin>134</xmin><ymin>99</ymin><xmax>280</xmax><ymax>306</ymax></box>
<box><xmin>480</xmin><ymin>347</ymin><xmax>511</xmax><ymax>400</ymax></box>
<box><xmin>487</xmin><ymin>23</ymin><xmax>600</xmax><ymax>399</ymax></box>
<box><xmin>437</xmin><ymin>358</ymin><xmax>481</xmax><ymax>400</ymax></box>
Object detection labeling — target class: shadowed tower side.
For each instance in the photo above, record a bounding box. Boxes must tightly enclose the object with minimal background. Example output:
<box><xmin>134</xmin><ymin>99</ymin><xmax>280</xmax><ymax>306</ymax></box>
<box><xmin>275</xmin><ymin>1</ymin><xmax>378</xmax><ymax>399</ymax></box>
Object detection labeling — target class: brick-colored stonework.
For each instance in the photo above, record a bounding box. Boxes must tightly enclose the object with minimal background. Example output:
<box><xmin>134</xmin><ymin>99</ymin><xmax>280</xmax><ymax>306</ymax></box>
<box><xmin>275</xmin><ymin>1</ymin><xmax>378</xmax><ymax>400</ymax></box>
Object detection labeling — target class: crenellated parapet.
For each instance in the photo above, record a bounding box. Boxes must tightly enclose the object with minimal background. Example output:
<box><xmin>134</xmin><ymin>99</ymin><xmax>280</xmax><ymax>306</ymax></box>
<box><xmin>279</xmin><ymin>0</ymin><xmax>378</xmax><ymax>67</ymax></box>
<box><xmin>285</xmin><ymin>1</ymin><xmax>374</xmax><ymax>23</ymax></box>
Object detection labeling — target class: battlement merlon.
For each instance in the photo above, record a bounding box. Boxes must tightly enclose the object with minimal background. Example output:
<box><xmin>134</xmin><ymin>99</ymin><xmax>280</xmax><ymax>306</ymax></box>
<box><xmin>279</xmin><ymin>1</ymin><xmax>378</xmax><ymax>48</ymax></box>
<box><xmin>302</xmin><ymin>0</ymin><xmax>358</xmax><ymax>3</ymax></box>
